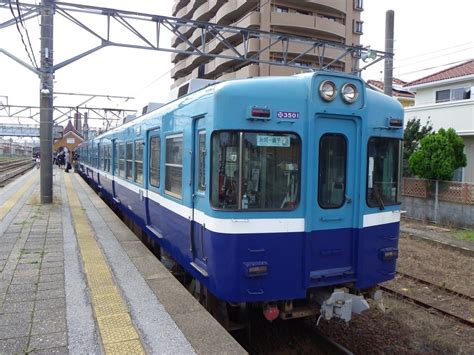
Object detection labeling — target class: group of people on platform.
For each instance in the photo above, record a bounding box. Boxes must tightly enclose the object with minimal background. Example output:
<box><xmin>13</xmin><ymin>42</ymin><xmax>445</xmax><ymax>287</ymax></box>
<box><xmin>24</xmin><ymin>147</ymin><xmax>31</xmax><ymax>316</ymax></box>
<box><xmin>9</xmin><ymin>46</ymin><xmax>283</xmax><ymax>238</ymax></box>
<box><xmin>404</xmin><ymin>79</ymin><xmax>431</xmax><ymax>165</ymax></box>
<box><xmin>53</xmin><ymin>149</ymin><xmax>78</xmax><ymax>173</ymax></box>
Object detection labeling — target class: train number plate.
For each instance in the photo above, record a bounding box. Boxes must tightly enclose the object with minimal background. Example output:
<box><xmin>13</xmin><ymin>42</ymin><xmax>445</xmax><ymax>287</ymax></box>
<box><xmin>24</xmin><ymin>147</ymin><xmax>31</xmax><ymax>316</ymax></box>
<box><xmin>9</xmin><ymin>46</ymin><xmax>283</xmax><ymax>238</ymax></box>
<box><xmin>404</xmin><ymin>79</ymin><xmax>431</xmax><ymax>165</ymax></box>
<box><xmin>277</xmin><ymin>111</ymin><xmax>300</xmax><ymax>120</ymax></box>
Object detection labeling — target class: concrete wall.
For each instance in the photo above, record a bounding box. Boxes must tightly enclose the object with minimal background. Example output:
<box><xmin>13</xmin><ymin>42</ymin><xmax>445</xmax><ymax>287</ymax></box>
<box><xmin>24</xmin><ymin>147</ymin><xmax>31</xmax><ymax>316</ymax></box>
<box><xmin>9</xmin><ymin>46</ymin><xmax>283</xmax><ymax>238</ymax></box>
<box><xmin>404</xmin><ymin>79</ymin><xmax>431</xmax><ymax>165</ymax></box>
<box><xmin>402</xmin><ymin>196</ymin><xmax>474</xmax><ymax>228</ymax></box>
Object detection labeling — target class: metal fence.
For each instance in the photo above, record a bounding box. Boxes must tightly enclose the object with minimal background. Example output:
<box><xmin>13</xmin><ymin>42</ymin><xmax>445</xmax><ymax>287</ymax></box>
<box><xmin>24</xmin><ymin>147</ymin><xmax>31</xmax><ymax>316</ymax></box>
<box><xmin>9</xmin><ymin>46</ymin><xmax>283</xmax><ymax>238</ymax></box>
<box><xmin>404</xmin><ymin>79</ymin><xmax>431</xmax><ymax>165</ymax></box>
<box><xmin>402</xmin><ymin>178</ymin><xmax>474</xmax><ymax>205</ymax></box>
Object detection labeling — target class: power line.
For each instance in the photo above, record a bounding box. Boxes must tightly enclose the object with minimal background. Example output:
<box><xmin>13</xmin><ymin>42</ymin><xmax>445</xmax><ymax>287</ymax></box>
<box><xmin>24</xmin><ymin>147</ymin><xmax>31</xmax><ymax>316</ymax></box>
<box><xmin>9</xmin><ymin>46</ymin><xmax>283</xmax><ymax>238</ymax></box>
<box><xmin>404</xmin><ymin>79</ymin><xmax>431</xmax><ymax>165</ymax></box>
<box><xmin>395</xmin><ymin>59</ymin><xmax>470</xmax><ymax>77</ymax></box>
<box><xmin>395</xmin><ymin>41</ymin><xmax>473</xmax><ymax>63</ymax></box>
<box><xmin>15</xmin><ymin>0</ymin><xmax>38</xmax><ymax>67</ymax></box>
<box><xmin>8</xmin><ymin>0</ymin><xmax>37</xmax><ymax>68</ymax></box>
<box><xmin>394</xmin><ymin>47</ymin><xmax>473</xmax><ymax>70</ymax></box>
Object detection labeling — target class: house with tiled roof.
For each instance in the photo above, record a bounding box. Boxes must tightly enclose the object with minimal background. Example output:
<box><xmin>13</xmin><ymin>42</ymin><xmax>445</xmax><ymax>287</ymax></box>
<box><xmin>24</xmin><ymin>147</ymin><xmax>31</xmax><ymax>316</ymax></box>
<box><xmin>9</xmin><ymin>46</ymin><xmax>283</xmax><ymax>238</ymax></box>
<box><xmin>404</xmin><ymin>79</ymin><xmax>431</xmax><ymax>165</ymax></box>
<box><xmin>404</xmin><ymin>59</ymin><xmax>474</xmax><ymax>182</ymax></box>
<box><xmin>367</xmin><ymin>78</ymin><xmax>415</xmax><ymax>107</ymax></box>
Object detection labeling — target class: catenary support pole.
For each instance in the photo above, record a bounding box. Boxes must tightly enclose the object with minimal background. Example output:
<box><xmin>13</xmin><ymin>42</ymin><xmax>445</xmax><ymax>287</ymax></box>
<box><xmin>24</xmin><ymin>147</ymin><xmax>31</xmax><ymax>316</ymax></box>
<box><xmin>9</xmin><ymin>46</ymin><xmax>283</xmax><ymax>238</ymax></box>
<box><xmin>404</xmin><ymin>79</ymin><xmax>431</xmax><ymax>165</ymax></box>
<box><xmin>40</xmin><ymin>0</ymin><xmax>54</xmax><ymax>204</ymax></box>
<box><xmin>384</xmin><ymin>10</ymin><xmax>394</xmax><ymax>96</ymax></box>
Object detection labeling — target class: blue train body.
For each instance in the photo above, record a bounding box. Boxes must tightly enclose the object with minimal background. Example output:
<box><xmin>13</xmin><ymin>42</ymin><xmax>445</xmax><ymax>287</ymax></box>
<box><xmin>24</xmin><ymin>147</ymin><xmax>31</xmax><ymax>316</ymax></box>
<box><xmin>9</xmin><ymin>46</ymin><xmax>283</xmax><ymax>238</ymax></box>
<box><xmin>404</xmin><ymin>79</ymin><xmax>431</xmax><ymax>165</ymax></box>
<box><xmin>77</xmin><ymin>71</ymin><xmax>403</xmax><ymax>319</ymax></box>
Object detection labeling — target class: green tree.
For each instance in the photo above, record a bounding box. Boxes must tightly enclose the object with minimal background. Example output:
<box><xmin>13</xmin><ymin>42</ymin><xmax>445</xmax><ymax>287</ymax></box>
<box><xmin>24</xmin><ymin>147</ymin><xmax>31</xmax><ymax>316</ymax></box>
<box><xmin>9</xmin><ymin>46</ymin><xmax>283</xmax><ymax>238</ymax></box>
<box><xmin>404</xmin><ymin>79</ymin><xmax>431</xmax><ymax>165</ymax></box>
<box><xmin>403</xmin><ymin>118</ymin><xmax>433</xmax><ymax>176</ymax></box>
<box><xmin>408</xmin><ymin>128</ymin><xmax>467</xmax><ymax>181</ymax></box>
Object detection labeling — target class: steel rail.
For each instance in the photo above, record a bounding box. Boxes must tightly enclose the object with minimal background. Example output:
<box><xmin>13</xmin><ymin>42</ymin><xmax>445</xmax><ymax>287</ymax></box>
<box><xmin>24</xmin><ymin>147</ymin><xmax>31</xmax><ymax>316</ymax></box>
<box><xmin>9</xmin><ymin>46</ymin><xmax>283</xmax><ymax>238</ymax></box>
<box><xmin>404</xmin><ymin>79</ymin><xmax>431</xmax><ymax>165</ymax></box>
<box><xmin>380</xmin><ymin>284</ymin><xmax>474</xmax><ymax>328</ymax></box>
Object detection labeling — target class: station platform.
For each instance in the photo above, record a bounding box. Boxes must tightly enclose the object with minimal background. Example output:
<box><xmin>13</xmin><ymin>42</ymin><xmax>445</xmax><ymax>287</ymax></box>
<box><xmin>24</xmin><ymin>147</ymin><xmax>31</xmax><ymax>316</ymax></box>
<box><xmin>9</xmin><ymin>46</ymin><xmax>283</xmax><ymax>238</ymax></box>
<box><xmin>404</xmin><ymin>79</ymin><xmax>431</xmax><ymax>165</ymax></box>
<box><xmin>0</xmin><ymin>167</ymin><xmax>246</xmax><ymax>354</ymax></box>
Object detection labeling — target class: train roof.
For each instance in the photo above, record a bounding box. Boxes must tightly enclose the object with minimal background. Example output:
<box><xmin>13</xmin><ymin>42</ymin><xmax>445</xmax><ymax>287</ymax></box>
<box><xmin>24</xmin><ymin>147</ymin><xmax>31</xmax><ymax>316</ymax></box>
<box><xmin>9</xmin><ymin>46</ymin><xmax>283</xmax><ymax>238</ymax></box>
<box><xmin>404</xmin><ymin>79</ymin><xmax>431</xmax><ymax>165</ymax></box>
<box><xmin>85</xmin><ymin>71</ymin><xmax>399</xmax><ymax>143</ymax></box>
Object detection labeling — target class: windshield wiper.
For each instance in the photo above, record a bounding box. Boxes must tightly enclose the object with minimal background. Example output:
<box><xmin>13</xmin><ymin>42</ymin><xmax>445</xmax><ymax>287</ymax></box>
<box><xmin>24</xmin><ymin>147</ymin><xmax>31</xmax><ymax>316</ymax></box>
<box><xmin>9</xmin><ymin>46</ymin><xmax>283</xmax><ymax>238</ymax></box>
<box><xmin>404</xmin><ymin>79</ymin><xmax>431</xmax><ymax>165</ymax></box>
<box><xmin>373</xmin><ymin>185</ymin><xmax>385</xmax><ymax>210</ymax></box>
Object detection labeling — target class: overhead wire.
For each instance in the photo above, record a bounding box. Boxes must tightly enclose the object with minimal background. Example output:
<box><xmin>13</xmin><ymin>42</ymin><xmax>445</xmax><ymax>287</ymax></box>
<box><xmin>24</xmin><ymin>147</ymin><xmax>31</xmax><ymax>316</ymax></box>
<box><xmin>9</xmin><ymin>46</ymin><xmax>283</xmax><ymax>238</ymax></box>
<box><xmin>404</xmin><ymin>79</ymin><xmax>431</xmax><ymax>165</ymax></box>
<box><xmin>395</xmin><ymin>41</ymin><xmax>473</xmax><ymax>63</ymax></box>
<box><xmin>394</xmin><ymin>46</ymin><xmax>473</xmax><ymax>70</ymax></box>
<box><xmin>15</xmin><ymin>0</ymin><xmax>38</xmax><ymax>68</ymax></box>
<box><xmin>8</xmin><ymin>0</ymin><xmax>38</xmax><ymax>69</ymax></box>
<box><xmin>395</xmin><ymin>59</ymin><xmax>470</xmax><ymax>77</ymax></box>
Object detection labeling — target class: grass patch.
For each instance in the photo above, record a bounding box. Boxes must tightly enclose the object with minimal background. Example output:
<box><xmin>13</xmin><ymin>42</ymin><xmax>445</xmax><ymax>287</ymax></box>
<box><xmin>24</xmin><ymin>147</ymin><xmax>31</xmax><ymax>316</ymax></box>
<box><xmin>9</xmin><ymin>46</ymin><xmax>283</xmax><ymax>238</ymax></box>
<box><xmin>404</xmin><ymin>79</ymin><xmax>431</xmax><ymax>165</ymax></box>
<box><xmin>452</xmin><ymin>230</ymin><xmax>474</xmax><ymax>242</ymax></box>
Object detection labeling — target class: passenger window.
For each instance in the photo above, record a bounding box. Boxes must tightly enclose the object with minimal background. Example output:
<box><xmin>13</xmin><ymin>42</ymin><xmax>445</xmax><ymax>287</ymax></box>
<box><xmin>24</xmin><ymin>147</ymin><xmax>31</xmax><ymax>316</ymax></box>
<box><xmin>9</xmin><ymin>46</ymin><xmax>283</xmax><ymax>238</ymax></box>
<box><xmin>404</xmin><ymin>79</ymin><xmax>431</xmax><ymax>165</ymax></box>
<box><xmin>149</xmin><ymin>136</ymin><xmax>161</xmax><ymax>188</ymax></box>
<box><xmin>165</xmin><ymin>135</ymin><xmax>183</xmax><ymax>198</ymax></box>
<box><xmin>118</xmin><ymin>143</ymin><xmax>125</xmax><ymax>177</ymax></box>
<box><xmin>318</xmin><ymin>134</ymin><xmax>347</xmax><ymax>209</ymax></box>
<box><xmin>101</xmin><ymin>145</ymin><xmax>106</xmax><ymax>171</ymax></box>
<box><xmin>126</xmin><ymin>142</ymin><xmax>133</xmax><ymax>180</ymax></box>
<box><xmin>198</xmin><ymin>131</ymin><xmax>206</xmax><ymax>192</ymax></box>
<box><xmin>134</xmin><ymin>140</ymin><xmax>144</xmax><ymax>184</ymax></box>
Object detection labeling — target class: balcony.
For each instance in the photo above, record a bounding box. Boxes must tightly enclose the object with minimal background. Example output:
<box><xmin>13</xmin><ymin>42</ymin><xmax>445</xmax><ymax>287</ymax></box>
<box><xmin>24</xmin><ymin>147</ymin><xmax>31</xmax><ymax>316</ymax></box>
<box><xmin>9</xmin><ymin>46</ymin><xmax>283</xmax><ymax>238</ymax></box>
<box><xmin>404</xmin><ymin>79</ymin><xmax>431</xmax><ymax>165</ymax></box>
<box><xmin>300</xmin><ymin>0</ymin><xmax>347</xmax><ymax>15</ymax></box>
<box><xmin>172</xmin><ymin>12</ymin><xmax>260</xmax><ymax>63</ymax></box>
<box><xmin>270</xmin><ymin>12</ymin><xmax>345</xmax><ymax>40</ymax></box>
<box><xmin>193</xmin><ymin>0</ymin><xmax>225</xmax><ymax>22</ymax></box>
<box><xmin>172</xmin><ymin>0</ymin><xmax>191</xmax><ymax>16</ymax></box>
<box><xmin>218</xmin><ymin>64</ymin><xmax>260</xmax><ymax>81</ymax></box>
<box><xmin>215</xmin><ymin>0</ymin><xmax>259</xmax><ymax>25</ymax></box>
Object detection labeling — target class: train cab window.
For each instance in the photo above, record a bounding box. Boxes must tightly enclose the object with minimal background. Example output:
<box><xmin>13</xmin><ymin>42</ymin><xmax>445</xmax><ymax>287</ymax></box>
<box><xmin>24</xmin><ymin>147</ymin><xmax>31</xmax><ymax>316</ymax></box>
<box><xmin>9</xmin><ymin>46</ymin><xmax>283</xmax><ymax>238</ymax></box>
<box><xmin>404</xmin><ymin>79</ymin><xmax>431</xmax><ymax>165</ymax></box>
<box><xmin>126</xmin><ymin>142</ymin><xmax>133</xmax><ymax>180</ymax></box>
<box><xmin>211</xmin><ymin>131</ymin><xmax>300</xmax><ymax>210</ymax></box>
<box><xmin>149</xmin><ymin>136</ymin><xmax>161</xmax><ymax>187</ymax></box>
<box><xmin>165</xmin><ymin>135</ymin><xmax>183</xmax><ymax>198</ymax></box>
<box><xmin>318</xmin><ymin>134</ymin><xmax>347</xmax><ymax>209</ymax></box>
<box><xmin>367</xmin><ymin>137</ymin><xmax>401</xmax><ymax>209</ymax></box>
<box><xmin>198</xmin><ymin>131</ymin><xmax>206</xmax><ymax>191</ymax></box>
<box><xmin>134</xmin><ymin>140</ymin><xmax>144</xmax><ymax>184</ymax></box>
<box><xmin>118</xmin><ymin>143</ymin><xmax>125</xmax><ymax>177</ymax></box>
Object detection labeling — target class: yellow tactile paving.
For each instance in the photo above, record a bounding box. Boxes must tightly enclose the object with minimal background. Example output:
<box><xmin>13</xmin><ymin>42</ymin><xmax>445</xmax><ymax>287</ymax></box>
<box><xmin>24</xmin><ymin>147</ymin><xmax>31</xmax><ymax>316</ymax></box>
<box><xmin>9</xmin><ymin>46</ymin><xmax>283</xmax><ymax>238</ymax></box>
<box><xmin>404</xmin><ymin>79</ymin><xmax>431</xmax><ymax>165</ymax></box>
<box><xmin>104</xmin><ymin>340</ymin><xmax>144</xmax><ymax>354</ymax></box>
<box><xmin>0</xmin><ymin>173</ymin><xmax>38</xmax><ymax>220</ymax></box>
<box><xmin>64</xmin><ymin>173</ymin><xmax>145</xmax><ymax>355</ymax></box>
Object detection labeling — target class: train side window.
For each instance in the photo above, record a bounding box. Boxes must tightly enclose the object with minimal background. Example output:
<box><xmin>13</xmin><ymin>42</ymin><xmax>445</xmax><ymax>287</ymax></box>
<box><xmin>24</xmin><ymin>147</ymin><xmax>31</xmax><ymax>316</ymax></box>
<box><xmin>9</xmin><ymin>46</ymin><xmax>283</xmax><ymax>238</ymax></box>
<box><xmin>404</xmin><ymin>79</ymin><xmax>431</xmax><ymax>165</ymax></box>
<box><xmin>94</xmin><ymin>144</ymin><xmax>99</xmax><ymax>168</ymax></box>
<box><xmin>118</xmin><ymin>143</ymin><xmax>125</xmax><ymax>177</ymax></box>
<box><xmin>107</xmin><ymin>145</ymin><xmax>112</xmax><ymax>173</ymax></box>
<box><xmin>367</xmin><ymin>137</ymin><xmax>401</xmax><ymax>208</ymax></box>
<box><xmin>113</xmin><ymin>142</ymin><xmax>118</xmax><ymax>175</ymax></box>
<box><xmin>149</xmin><ymin>136</ymin><xmax>161</xmax><ymax>188</ymax></box>
<box><xmin>198</xmin><ymin>131</ymin><xmax>206</xmax><ymax>192</ymax></box>
<box><xmin>101</xmin><ymin>145</ymin><xmax>107</xmax><ymax>171</ymax></box>
<box><xmin>318</xmin><ymin>134</ymin><xmax>347</xmax><ymax>209</ymax></box>
<box><xmin>165</xmin><ymin>134</ymin><xmax>183</xmax><ymax>198</ymax></box>
<box><xmin>134</xmin><ymin>140</ymin><xmax>144</xmax><ymax>184</ymax></box>
<box><xmin>126</xmin><ymin>142</ymin><xmax>133</xmax><ymax>180</ymax></box>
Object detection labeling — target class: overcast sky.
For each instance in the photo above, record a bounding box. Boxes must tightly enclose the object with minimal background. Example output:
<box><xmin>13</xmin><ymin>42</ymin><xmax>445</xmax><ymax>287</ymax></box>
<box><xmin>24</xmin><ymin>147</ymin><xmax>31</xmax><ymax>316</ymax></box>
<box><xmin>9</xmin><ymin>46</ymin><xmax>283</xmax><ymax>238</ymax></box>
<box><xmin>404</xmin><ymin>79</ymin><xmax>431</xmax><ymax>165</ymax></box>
<box><xmin>0</xmin><ymin>0</ymin><xmax>472</xmax><ymax>128</ymax></box>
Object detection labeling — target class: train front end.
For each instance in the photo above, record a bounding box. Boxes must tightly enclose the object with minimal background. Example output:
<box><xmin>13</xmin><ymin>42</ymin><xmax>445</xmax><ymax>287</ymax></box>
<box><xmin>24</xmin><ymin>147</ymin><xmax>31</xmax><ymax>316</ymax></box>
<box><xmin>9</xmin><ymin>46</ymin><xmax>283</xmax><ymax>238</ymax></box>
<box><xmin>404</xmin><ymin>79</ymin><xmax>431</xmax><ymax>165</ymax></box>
<box><xmin>192</xmin><ymin>71</ymin><xmax>404</xmax><ymax>323</ymax></box>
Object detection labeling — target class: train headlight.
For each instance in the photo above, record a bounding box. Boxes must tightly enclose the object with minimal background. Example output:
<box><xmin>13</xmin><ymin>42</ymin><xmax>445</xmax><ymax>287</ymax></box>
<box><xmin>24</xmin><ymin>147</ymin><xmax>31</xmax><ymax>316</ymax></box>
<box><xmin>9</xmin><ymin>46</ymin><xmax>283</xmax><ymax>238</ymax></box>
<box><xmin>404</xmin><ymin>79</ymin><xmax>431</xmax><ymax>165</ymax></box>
<box><xmin>341</xmin><ymin>83</ymin><xmax>358</xmax><ymax>103</ymax></box>
<box><xmin>319</xmin><ymin>80</ymin><xmax>337</xmax><ymax>102</ymax></box>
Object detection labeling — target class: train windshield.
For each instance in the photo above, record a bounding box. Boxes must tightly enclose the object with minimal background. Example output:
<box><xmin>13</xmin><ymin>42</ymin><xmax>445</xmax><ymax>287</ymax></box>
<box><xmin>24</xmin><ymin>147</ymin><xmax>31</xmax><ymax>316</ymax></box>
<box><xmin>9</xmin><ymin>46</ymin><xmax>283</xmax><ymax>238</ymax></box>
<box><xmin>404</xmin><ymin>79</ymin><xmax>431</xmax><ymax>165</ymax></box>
<box><xmin>367</xmin><ymin>137</ymin><xmax>402</xmax><ymax>208</ymax></box>
<box><xmin>211</xmin><ymin>131</ymin><xmax>301</xmax><ymax>210</ymax></box>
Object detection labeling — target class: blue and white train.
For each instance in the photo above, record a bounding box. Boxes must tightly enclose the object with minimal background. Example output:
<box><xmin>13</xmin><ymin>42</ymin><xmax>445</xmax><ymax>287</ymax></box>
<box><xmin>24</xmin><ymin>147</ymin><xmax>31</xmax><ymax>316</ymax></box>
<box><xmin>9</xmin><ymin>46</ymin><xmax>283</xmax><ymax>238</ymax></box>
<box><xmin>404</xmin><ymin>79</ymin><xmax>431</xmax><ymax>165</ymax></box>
<box><xmin>77</xmin><ymin>71</ymin><xmax>403</xmax><ymax>323</ymax></box>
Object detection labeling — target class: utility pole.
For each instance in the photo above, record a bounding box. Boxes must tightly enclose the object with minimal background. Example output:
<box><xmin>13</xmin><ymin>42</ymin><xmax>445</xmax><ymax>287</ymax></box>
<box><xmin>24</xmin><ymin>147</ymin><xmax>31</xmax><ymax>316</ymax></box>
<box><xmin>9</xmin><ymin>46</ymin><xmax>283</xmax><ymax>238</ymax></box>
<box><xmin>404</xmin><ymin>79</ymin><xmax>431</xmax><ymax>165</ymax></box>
<box><xmin>39</xmin><ymin>0</ymin><xmax>54</xmax><ymax>203</ymax></box>
<box><xmin>384</xmin><ymin>10</ymin><xmax>394</xmax><ymax>97</ymax></box>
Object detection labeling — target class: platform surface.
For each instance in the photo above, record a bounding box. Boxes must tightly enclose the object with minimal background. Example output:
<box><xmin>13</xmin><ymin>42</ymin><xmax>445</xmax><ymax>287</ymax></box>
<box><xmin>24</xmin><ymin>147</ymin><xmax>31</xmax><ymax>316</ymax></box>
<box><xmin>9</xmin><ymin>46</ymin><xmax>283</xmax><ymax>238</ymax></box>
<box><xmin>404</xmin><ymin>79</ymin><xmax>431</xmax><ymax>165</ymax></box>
<box><xmin>0</xmin><ymin>167</ymin><xmax>246</xmax><ymax>354</ymax></box>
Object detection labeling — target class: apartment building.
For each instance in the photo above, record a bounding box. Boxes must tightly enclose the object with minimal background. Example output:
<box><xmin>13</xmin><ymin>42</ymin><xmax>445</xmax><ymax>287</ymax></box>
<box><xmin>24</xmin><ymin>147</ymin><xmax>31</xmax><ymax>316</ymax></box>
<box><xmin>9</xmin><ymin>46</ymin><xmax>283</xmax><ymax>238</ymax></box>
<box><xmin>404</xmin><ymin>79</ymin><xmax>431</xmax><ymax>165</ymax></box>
<box><xmin>171</xmin><ymin>0</ymin><xmax>364</xmax><ymax>88</ymax></box>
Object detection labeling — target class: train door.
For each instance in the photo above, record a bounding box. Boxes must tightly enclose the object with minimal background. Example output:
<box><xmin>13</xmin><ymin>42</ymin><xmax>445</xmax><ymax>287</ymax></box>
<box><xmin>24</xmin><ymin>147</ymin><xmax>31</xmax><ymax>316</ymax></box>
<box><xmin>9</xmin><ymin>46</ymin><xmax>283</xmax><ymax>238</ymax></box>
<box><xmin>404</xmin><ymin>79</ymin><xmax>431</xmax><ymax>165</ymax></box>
<box><xmin>309</xmin><ymin>116</ymin><xmax>359</xmax><ymax>286</ymax></box>
<box><xmin>145</xmin><ymin>128</ymin><xmax>163</xmax><ymax>238</ymax></box>
<box><xmin>190</xmin><ymin>118</ymin><xmax>207</xmax><ymax>270</ymax></box>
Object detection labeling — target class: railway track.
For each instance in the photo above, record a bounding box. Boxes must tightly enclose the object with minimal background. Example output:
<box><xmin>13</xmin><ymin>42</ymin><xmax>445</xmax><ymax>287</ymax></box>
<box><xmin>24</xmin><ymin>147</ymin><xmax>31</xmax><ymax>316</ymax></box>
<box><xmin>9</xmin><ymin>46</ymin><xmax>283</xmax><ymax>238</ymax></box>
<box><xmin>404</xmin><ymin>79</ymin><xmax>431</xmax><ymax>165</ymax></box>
<box><xmin>380</xmin><ymin>271</ymin><xmax>474</xmax><ymax>328</ymax></box>
<box><xmin>0</xmin><ymin>159</ymin><xmax>35</xmax><ymax>186</ymax></box>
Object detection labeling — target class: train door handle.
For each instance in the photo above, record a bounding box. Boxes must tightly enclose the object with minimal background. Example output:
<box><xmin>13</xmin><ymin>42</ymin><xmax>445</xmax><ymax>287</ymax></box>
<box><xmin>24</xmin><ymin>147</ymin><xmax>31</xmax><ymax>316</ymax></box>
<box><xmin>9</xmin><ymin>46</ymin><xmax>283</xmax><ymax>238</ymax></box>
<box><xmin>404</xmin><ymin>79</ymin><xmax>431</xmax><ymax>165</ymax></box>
<box><xmin>345</xmin><ymin>195</ymin><xmax>352</xmax><ymax>204</ymax></box>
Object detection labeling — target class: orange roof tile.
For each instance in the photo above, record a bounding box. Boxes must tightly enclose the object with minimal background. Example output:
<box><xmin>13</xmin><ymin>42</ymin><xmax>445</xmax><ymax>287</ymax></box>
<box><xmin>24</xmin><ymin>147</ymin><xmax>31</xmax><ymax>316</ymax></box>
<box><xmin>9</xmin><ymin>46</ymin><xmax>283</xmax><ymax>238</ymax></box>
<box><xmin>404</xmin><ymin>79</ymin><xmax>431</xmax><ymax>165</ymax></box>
<box><xmin>405</xmin><ymin>59</ymin><xmax>474</xmax><ymax>87</ymax></box>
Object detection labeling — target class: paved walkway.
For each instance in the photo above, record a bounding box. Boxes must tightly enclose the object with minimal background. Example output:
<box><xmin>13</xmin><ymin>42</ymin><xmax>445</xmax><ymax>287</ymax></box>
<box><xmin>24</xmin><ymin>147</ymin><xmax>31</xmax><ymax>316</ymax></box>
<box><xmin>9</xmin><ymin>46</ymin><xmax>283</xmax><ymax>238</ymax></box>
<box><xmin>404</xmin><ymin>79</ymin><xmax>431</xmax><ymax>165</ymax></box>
<box><xmin>401</xmin><ymin>220</ymin><xmax>474</xmax><ymax>255</ymax></box>
<box><xmin>0</xmin><ymin>168</ymin><xmax>245</xmax><ymax>354</ymax></box>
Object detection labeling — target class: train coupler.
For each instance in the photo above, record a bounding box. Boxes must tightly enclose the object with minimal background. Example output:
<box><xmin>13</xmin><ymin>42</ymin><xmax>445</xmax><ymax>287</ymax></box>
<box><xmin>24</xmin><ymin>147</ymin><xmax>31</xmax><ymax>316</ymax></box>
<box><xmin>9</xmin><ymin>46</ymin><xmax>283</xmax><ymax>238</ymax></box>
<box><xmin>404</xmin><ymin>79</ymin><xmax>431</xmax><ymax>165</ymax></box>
<box><xmin>317</xmin><ymin>288</ymin><xmax>369</xmax><ymax>323</ymax></box>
